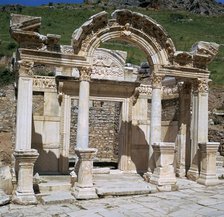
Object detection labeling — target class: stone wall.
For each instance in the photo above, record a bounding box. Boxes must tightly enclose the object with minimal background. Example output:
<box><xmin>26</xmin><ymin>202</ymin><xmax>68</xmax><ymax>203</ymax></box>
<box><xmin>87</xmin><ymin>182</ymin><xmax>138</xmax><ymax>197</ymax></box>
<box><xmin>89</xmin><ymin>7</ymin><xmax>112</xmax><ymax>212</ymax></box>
<box><xmin>70</xmin><ymin>99</ymin><xmax>121</xmax><ymax>162</ymax></box>
<box><xmin>0</xmin><ymin>84</ymin><xmax>16</xmax><ymax>166</ymax></box>
<box><xmin>0</xmin><ymin>84</ymin><xmax>16</xmax><ymax>194</ymax></box>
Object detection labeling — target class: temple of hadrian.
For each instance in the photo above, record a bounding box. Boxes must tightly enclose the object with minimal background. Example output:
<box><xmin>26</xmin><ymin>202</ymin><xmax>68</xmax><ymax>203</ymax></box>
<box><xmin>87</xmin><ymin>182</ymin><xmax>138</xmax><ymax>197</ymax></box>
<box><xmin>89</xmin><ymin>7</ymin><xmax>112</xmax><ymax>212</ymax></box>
<box><xmin>6</xmin><ymin>9</ymin><xmax>220</xmax><ymax>204</ymax></box>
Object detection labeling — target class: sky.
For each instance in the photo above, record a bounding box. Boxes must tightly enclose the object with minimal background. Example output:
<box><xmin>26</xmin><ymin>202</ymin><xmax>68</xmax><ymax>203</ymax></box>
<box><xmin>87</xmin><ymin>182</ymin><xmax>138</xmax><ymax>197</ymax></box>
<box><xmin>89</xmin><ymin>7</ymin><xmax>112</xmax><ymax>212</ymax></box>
<box><xmin>0</xmin><ymin>0</ymin><xmax>83</xmax><ymax>6</ymax></box>
<box><xmin>0</xmin><ymin>0</ymin><xmax>223</xmax><ymax>6</ymax></box>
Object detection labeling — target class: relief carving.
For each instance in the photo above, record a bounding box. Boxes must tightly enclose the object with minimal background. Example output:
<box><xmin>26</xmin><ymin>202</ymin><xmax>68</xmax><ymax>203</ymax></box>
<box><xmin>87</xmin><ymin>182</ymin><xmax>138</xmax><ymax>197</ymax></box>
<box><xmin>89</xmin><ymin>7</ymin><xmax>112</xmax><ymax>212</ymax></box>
<box><xmin>33</xmin><ymin>76</ymin><xmax>56</xmax><ymax>89</ymax></box>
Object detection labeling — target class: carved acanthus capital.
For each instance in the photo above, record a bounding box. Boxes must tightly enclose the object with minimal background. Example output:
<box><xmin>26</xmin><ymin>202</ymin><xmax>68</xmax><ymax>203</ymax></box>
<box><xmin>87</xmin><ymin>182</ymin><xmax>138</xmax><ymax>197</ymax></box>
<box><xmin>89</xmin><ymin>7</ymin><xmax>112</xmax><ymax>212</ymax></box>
<box><xmin>151</xmin><ymin>74</ymin><xmax>163</xmax><ymax>89</ymax></box>
<box><xmin>79</xmin><ymin>67</ymin><xmax>92</xmax><ymax>81</ymax></box>
<box><xmin>18</xmin><ymin>60</ymin><xmax>34</xmax><ymax>77</ymax></box>
<box><xmin>192</xmin><ymin>79</ymin><xmax>208</xmax><ymax>93</ymax></box>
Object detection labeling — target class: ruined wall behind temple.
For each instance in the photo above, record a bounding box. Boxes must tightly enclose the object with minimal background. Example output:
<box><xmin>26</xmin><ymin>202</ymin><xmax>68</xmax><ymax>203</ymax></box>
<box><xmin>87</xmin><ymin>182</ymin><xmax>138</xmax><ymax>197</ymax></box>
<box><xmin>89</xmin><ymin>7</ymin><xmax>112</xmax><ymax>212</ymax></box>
<box><xmin>70</xmin><ymin>99</ymin><xmax>121</xmax><ymax>162</ymax></box>
<box><xmin>0</xmin><ymin>84</ymin><xmax>16</xmax><ymax>166</ymax></box>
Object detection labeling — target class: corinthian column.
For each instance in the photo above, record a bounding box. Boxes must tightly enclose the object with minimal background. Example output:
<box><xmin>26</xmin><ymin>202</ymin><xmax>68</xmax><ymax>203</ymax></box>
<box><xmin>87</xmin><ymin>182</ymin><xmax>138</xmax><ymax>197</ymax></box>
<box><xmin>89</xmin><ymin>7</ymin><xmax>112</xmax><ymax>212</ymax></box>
<box><xmin>76</xmin><ymin>67</ymin><xmax>91</xmax><ymax>149</ymax></box>
<box><xmin>148</xmin><ymin>74</ymin><xmax>162</xmax><ymax>174</ymax></box>
<box><xmin>73</xmin><ymin>67</ymin><xmax>98</xmax><ymax>199</ymax></box>
<box><xmin>13</xmin><ymin>60</ymin><xmax>39</xmax><ymax>205</ymax></box>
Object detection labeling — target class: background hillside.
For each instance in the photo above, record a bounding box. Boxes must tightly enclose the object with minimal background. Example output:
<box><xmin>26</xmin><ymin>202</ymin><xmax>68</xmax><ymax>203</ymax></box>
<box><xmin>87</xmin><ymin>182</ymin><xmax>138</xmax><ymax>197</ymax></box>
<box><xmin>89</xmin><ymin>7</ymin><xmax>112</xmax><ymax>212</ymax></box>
<box><xmin>0</xmin><ymin>3</ymin><xmax>223</xmax><ymax>85</ymax></box>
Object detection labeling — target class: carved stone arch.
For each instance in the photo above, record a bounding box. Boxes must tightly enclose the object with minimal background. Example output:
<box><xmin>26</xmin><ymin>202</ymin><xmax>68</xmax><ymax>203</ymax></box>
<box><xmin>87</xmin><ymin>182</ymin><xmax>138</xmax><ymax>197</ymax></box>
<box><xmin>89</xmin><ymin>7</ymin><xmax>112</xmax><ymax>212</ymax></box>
<box><xmin>72</xmin><ymin>10</ymin><xmax>176</xmax><ymax>67</ymax></box>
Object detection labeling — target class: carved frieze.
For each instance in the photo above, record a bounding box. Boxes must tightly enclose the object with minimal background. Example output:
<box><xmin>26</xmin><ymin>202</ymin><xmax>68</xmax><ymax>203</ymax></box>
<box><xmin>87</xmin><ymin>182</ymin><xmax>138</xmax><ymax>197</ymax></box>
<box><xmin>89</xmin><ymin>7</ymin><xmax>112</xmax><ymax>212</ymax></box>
<box><xmin>33</xmin><ymin>76</ymin><xmax>56</xmax><ymax>89</ymax></box>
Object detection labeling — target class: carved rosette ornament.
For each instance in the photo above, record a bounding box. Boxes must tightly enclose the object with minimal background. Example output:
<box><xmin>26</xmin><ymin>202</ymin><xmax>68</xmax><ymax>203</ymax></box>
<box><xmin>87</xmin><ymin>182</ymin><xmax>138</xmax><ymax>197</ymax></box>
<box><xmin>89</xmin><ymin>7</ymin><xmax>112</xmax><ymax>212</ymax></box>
<box><xmin>151</xmin><ymin>74</ymin><xmax>163</xmax><ymax>89</ymax></box>
<box><xmin>18</xmin><ymin>60</ymin><xmax>34</xmax><ymax>77</ymax></box>
<box><xmin>79</xmin><ymin>67</ymin><xmax>92</xmax><ymax>82</ymax></box>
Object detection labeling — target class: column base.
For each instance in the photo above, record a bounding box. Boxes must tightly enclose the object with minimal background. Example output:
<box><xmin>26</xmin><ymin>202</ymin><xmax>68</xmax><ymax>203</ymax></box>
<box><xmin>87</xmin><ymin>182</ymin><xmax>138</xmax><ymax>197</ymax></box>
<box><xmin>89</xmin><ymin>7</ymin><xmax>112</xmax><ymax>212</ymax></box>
<box><xmin>73</xmin><ymin>186</ymin><xmax>98</xmax><ymax>200</ymax></box>
<box><xmin>150</xmin><ymin>143</ymin><xmax>177</xmax><ymax>188</ymax></box>
<box><xmin>197</xmin><ymin>173</ymin><xmax>219</xmax><ymax>186</ymax></box>
<box><xmin>150</xmin><ymin>166</ymin><xmax>177</xmax><ymax>186</ymax></box>
<box><xmin>197</xmin><ymin>142</ymin><xmax>219</xmax><ymax>186</ymax></box>
<box><xmin>176</xmin><ymin>167</ymin><xmax>186</xmax><ymax>178</ymax></box>
<box><xmin>12</xmin><ymin>191</ymin><xmax>37</xmax><ymax>205</ymax></box>
<box><xmin>187</xmin><ymin>166</ymin><xmax>199</xmax><ymax>181</ymax></box>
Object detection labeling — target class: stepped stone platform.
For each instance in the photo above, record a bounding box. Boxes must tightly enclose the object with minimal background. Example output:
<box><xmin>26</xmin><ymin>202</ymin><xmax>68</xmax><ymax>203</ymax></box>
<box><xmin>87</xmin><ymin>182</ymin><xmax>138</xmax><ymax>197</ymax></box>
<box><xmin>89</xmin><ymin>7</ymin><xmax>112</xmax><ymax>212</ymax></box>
<box><xmin>94</xmin><ymin>171</ymin><xmax>153</xmax><ymax>197</ymax></box>
<box><xmin>37</xmin><ymin>171</ymin><xmax>154</xmax><ymax>204</ymax></box>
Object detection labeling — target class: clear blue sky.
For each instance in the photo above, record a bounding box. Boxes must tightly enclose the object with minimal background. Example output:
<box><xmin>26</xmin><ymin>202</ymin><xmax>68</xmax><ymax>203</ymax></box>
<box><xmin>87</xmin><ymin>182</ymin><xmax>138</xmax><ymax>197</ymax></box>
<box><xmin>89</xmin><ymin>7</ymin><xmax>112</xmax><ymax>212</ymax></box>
<box><xmin>0</xmin><ymin>0</ymin><xmax>223</xmax><ymax>6</ymax></box>
<box><xmin>0</xmin><ymin>0</ymin><xmax>83</xmax><ymax>6</ymax></box>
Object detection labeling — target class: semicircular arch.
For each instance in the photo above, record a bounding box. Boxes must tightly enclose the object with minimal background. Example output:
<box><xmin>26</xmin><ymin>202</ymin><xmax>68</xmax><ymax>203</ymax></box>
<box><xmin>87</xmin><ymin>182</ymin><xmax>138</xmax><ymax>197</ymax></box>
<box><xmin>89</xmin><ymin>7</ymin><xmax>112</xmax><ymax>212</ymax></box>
<box><xmin>72</xmin><ymin>10</ymin><xmax>176</xmax><ymax>67</ymax></box>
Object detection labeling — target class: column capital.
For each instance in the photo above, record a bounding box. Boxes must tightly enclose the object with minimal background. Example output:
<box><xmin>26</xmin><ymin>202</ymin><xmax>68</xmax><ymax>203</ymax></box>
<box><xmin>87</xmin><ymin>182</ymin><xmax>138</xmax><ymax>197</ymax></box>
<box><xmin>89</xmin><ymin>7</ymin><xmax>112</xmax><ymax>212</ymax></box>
<box><xmin>79</xmin><ymin>67</ymin><xmax>92</xmax><ymax>81</ymax></box>
<box><xmin>18</xmin><ymin>60</ymin><xmax>34</xmax><ymax>77</ymax></box>
<box><xmin>192</xmin><ymin>78</ymin><xmax>209</xmax><ymax>93</ymax></box>
<box><xmin>151</xmin><ymin>74</ymin><xmax>163</xmax><ymax>89</ymax></box>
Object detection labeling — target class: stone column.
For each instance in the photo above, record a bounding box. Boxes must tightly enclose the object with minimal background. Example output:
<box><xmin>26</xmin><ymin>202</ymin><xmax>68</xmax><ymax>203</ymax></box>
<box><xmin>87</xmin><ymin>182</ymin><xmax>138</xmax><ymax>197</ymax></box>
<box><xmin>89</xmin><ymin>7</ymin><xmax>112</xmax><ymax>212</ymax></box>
<box><xmin>197</xmin><ymin>142</ymin><xmax>219</xmax><ymax>185</ymax></box>
<box><xmin>13</xmin><ymin>60</ymin><xmax>39</xmax><ymax>205</ymax></box>
<box><xmin>176</xmin><ymin>82</ymin><xmax>191</xmax><ymax>177</ymax></box>
<box><xmin>76</xmin><ymin>67</ymin><xmax>91</xmax><ymax>149</ymax></box>
<box><xmin>73</xmin><ymin>67</ymin><xmax>98</xmax><ymax>199</ymax></box>
<box><xmin>118</xmin><ymin>98</ymin><xmax>132</xmax><ymax>171</ymax></box>
<box><xmin>59</xmin><ymin>94</ymin><xmax>71</xmax><ymax>174</ymax></box>
<box><xmin>188</xmin><ymin>79</ymin><xmax>209</xmax><ymax>181</ymax></box>
<box><xmin>73</xmin><ymin>148</ymin><xmax>98</xmax><ymax>199</ymax></box>
<box><xmin>187</xmin><ymin>80</ymin><xmax>199</xmax><ymax>180</ymax></box>
<box><xmin>147</xmin><ymin>74</ymin><xmax>162</xmax><ymax>178</ymax></box>
<box><xmin>197</xmin><ymin>79</ymin><xmax>209</xmax><ymax>144</ymax></box>
<box><xmin>150</xmin><ymin>142</ymin><xmax>177</xmax><ymax>191</ymax></box>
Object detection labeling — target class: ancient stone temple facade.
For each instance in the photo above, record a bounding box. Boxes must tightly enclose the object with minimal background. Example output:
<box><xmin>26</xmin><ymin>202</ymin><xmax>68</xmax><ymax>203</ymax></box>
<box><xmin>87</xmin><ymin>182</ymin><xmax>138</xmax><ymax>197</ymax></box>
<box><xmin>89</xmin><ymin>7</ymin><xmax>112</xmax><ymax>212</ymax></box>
<box><xmin>6</xmin><ymin>10</ymin><xmax>220</xmax><ymax>203</ymax></box>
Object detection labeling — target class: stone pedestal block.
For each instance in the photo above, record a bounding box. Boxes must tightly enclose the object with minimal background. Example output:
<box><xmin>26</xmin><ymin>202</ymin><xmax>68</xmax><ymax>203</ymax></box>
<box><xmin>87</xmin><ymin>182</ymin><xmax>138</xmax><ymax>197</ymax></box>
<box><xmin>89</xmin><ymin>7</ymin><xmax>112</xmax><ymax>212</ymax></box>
<box><xmin>150</xmin><ymin>143</ymin><xmax>176</xmax><ymax>189</ymax></box>
<box><xmin>73</xmin><ymin>148</ymin><xmax>98</xmax><ymax>199</ymax></box>
<box><xmin>197</xmin><ymin>142</ymin><xmax>219</xmax><ymax>186</ymax></box>
<box><xmin>12</xmin><ymin>149</ymin><xmax>39</xmax><ymax>205</ymax></box>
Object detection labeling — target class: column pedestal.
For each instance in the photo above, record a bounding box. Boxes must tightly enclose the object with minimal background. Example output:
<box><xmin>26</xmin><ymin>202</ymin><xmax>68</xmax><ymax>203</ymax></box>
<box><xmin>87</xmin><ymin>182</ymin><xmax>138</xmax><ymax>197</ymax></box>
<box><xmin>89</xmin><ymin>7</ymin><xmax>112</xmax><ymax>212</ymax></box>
<box><xmin>12</xmin><ymin>149</ymin><xmax>39</xmax><ymax>205</ymax></box>
<box><xmin>150</xmin><ymin>143</ymin><xmax>177</xmax><ymax>191</ymax></box>
<box><xmin>73</xmin><ymin>148</ymin><xmax>98</xmax><ymax>199</ymax></box>
<box><xmin>197</xmin><ymin>142</ymin><xmax>219</xmax><ymax>186</ymax></box>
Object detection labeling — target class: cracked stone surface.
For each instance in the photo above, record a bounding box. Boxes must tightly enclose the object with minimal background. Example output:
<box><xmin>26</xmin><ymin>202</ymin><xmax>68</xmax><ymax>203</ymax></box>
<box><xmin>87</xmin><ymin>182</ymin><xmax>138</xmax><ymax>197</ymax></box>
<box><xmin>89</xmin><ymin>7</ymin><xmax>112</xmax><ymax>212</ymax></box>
<box><xmin>1</xmin><ymin>179</ymin><xmax>224</xmax><ymax>217</ymax></box>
